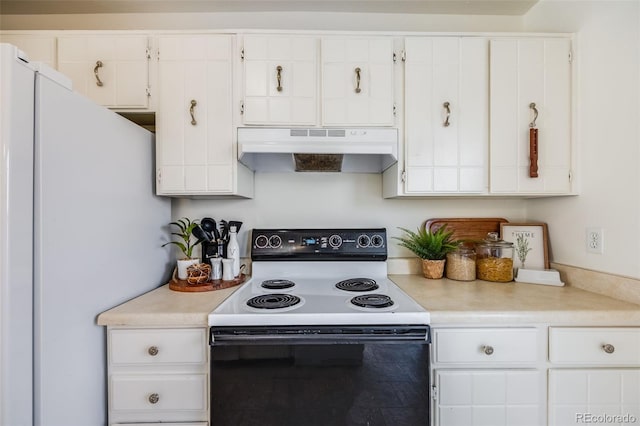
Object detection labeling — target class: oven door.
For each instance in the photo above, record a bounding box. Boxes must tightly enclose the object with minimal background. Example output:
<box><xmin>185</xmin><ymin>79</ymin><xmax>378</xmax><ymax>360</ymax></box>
<box><xmin>210</xmin><ymin>325</ymin><xmax>430</xmax><ymax>426</ymax></box>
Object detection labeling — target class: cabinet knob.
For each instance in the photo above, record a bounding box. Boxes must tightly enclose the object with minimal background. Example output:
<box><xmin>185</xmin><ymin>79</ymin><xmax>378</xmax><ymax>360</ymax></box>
<box><xmin>148</xmin><ymin>393</ymin><xmax>160</xmax><ymax>404</ymax></box>
<box><xmin>482</xmin><ymin>345</ymin><xmax>494</xmax><ymax>355</ymax></box>
<box><xmin>602</xmin><ymin>343</ymin><xmax>615</xmax><ymax>354</ymax></box>
<box><xmin>148</xmin><ymin>346</ymin><xmax>159</xmax><ymax>356</ymax></box>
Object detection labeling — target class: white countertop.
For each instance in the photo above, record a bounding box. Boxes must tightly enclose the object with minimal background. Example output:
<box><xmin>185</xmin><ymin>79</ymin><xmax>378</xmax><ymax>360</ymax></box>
<box><xmin>97</xmin><ymin>273</ymin><xmax>640</xmax><ymax>327</ymax></box>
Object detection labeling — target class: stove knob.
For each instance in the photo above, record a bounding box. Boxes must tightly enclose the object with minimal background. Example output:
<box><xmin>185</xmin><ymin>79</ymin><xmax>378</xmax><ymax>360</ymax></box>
<box><xmin>268</xmin><ymin>235</ymin><xmax>282</xmax><ymax>248</ymax></box>
<box><xmin>329</xmin><ymin>234</ymin><xmax>342</xmax><ymax>248</ymax></box>
<box><xmin>371</xmin><ymin>234</ymin><xmax>384</xmax><ymax>248</ymax></box>
<box><xmin>357</xmin><ymin>234</ymin><xmax>371</xmax><ymax>248</ymax></box>
<box><xmin>255</xmin><ymin>235</ymin><xmax>269</xmax><ymax>249</ymax></box>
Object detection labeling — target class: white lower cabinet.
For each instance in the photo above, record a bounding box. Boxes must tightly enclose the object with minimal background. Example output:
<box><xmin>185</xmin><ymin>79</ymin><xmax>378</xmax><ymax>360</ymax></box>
<box><xmin>431</xmin><ymin>327</ymin><xmax>544</xmax><ymax>426</ymax></box>
<box><xmin>106</xmin><ymin>327</ymin><xmax>209</xmax><ymax>426</ymax></box>
<box><xmin>548</xmin><ymin>369</ymin><xmax>640</xmax><ymax>426</ymax></box>
<box><xmin>435</xmin><ymin>369</ymin><xmax>542</xmax><ymax>426</ymax></box>
<box><xmin>548</xmin><ymin>327</ymin><xmax>640</xmax><ymax>426</ymax></box>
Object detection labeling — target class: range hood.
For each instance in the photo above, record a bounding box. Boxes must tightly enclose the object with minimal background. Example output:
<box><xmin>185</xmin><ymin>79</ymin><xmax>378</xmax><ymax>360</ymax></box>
<box><xmin>237</xmin><ymin>127</ymin><xmax>398</xmax><ymax>173</ymax></box>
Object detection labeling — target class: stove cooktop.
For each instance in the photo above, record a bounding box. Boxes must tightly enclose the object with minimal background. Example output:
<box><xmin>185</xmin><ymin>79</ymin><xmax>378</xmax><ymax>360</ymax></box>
<box><xmin>208</xmin><ymin>261</ymin><xmax>430</xmax><ymax>326</ymax></box>
<box><xmin>208</xmin><ymin>229</ymin><xmax>430</xmax><ymax>327</ymax></box>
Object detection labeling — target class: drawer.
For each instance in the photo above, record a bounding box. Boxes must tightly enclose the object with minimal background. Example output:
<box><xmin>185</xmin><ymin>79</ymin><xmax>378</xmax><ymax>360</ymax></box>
<box><xmin>549</xmin><ymin>327</ymin><xmax>640</xmax><ymax>364</ymax></box>
<box><xmin>110</xmin><ymin>374</ymin><xmax>207</xmax><ymax>412</ymax></box>
<box><xmin>110</xmin><ymin>328</ymin><xmax>206</xmax><ymax>365</ymax></box>
<box><xmin>433</xmin><ymin>328</ymin><xmax>538</xmax><ymax>364</ymax></box>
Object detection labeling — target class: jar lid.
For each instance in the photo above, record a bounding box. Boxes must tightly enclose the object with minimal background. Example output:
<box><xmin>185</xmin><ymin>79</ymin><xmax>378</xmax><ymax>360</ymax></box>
<box><xmin>478</xmin><ymin>232</ymin><xmax>513</xmax><ymax>248</ymax></box>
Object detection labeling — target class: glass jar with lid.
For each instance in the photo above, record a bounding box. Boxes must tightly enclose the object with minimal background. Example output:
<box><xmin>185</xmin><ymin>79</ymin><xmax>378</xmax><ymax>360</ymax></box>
<box><xmin>445</xmin><ymin>243</ymin><xmax>476</xmax><ymax>281</ymax></box>
<box><xmin>475</xmin><ymin>232</ymin><xmax>514</xmax><ymax>282</ymax></box>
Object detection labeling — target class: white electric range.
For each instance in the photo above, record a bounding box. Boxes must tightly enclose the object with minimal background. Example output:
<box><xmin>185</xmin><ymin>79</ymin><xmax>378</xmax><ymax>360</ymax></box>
<box><xmin>208</xmin><ymin>229</ymin><xmax>431</xmax><ymax>426</ymax></box>
<box><xmin>208</xmin><ymin>228</ymin><xmax>430</xmax><ymax>343</ymax></box>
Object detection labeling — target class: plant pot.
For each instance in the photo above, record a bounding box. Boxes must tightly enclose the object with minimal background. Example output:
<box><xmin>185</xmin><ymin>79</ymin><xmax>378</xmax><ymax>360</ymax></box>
<box><xmin>177</xmin><ymin>258</ymin><xmax>199</xmax><ymax>280</ymax></box>
<box><xmin>421</xmin><ymin>259</ymin><xmax>445</xmax><ymax>279</ymax></box>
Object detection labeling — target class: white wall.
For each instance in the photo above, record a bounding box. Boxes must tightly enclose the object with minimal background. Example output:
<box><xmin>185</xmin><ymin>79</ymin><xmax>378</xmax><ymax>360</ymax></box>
<box><xmin>174</xmin><ymin>173</ymin><xmax>526</xmax><ymax>258</ymax></box>
<box><xmin>523</xmin><ymin>0</ymin><xmax>640</xmax><ymax>278</ymax></box>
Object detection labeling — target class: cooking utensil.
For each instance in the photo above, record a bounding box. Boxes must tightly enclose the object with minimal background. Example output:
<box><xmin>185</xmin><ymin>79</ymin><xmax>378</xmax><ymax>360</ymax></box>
<box><xmin>229</xmin><ymin>221</ymin><xmax>243</xmax><ymax>233</ymax></box>
<box><xmin>201</xmin><ymin>217</ymin><xmax>218</xmax><ymax>240</ymax></box>
<box><xmin>192</xmin><ymin>224</ymin><xmax>211</xmax><ymax>244</ymax></box>
<box><xmin>219</xmin><ymin>220</ymin><xmax>229</xmax><ymax>241</ymax></box>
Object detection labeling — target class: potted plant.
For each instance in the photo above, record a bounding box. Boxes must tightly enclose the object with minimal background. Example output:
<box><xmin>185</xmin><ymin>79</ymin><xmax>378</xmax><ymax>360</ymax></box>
<box><xmin>394</xmin><ymin>225</ymin><xmax>458</xmax><ymax>279</ymax></box>
<box><xmin>162</xmin><ymin>217</ymin><xmax>201</xmax><ymax>280</ymax></box>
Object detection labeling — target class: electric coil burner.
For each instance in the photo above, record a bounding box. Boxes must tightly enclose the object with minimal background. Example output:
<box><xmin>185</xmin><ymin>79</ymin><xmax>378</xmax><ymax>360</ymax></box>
<box><xmin>350</xmin><ymin>293</ymin><xmax>394</xmax><ymax>308</ymax></box>
<box><xmin>208</xmin><ymin>228</ymin><xmax>431</xmax><ymax>426</ymax></box>
<box><xmin>246</xmin><ymin>293</ymin><xmax>301</xmax><ymax>309</ymax></box>
<box><xmin>261</xmin><ymin>279</ymin><xmax>296</xmax><ymax>290</ymax></box>
<box><xmin>335</xmin><ymin>278</ymin><xmax>379</xmax><ymax>292</ymax></box>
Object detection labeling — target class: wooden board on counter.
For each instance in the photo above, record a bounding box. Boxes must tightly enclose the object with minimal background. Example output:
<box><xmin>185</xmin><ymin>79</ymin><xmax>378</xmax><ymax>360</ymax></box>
<box><xmin>425</xmin><ymin>218</ymin><xmax>508</xmax><ymax>242</ymax></box>
<box><xmin>169</xmin><ymin>274</ymin><xmax>247</xmax><ymax>292</ymax></box>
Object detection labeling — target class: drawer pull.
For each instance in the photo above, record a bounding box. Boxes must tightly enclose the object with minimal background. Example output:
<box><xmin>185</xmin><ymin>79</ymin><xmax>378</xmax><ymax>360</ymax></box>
<box><xmin>602</xmin><ymin>343</ymin><xmax>615</xmax><ymax>354</ymax></box>
<box><xmin>482</xmin><ymin>345</ymin><xmax>494</xmax><ymax>355</ymax></box>
<box><xmin>148</xmin><ymin>346</ymin><xmax>159</xmax><ymax>356</ymax></box>
<box><xmin>148</xmin><ymin>393</ymin><xmax>159</xmax><ymax>404</ymax></box>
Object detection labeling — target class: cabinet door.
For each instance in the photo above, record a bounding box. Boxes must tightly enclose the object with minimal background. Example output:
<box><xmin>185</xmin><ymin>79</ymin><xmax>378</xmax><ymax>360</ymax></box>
<box><xmin>404</xmin><ymin>37</ymin><xmax>488</xmax><ymax>194</ymax></box>
<box><xmin>548</xmin><ymin>369</ymin><xmax>640</xmax><ymax>425</ymax></box>
<box><xmin>434</xmin><ymin>369</ymin><xmax>543</xmax><ymax>426</ymax></box>
<box><xmin>321</xmin><ymin>37</ymin><xmax>394</xmax><ymax>126</ymax></box>
<box><xmin>57</xmin><ymin>35</ymin><xmax>150</xmax><ymax>108</ymax></box>
<box><xmin>156</xmin><ymin>35</ymin><xmax>234</xmax><ymax>195</ymax></box>
<box><xmin>243</xmin><ymin>35</ymin><xmax>317</xmax><ymax>125</ymax></box>
<box><xmin>0</xmin><ymin>34</ymin><xmax>57</xmax><ymax>68</ymax></box>
<box><xmin>489</xmin><ymin>38</ymin><xmax>572</xmax><ymax>194</ymax></box>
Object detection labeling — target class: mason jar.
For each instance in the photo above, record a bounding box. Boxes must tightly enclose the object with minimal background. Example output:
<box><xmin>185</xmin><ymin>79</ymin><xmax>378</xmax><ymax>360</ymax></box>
<box><xmin>445</xmin><ymin>244</ymin><xmax>476</xmax><ymax>281</ymax></box>
<box><xmin>475</xmin><ymin>232</ymin><xmax>514</xmax><ymax>282</ymax></box>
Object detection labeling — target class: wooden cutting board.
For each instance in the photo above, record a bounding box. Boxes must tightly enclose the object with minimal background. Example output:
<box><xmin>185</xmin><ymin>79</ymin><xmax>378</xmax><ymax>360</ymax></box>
<box><xmin>425</xmin><ymin>218</ymin><xmax>509</xmax><ymax>242</ymax></box>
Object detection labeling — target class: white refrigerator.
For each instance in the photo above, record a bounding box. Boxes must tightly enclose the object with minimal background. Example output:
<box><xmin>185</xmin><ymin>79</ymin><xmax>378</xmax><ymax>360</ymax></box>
<box><xmin>0</xmin><ymin>43</ymin><xmax>172</xmax><ymax>426</ymax></box>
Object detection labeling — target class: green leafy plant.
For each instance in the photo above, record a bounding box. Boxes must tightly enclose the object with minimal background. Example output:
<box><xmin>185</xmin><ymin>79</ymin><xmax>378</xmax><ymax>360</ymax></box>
<box><xmin>162</xmin><ymin>217</ymin><xmax>200</xmax><ymax>259</ymax></box>
<box><xmin>394</xmin><ymin>225</ymin><xmax>458</xmax><ymax>260</ymax></box>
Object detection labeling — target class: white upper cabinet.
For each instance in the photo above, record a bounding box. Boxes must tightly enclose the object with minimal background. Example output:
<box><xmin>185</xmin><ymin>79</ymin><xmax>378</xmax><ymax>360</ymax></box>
<box><xmin>242</xmin><ymin>35</ymin><xmax>318</xmax><ymax>125</ymax></box>
<box><xmin>156</xmin><ymin>35</ymin><xmax>243</xmax><ymax>196</ymax></box>
<box><xmin>404</xmin><ymin>37</ymin><xmax>488</xmax><ymax>194</ymax></box>
<box><xmin>0</xmin><ymin>33</ymin><xmax>57</xmax><ymax>68</ymax></box>
<box><xmin>321</xmin><ymin>37</ymin><xmax>395</xmax><ymax>126</ymax></box>
<box><xmin>57</xmin><ymin>35</ymin><xmax>150</xmax><ymax>108</ymax></box>
<box><xmin>489</xmin><ymin>38</ymin><xmax>572</xmax><ymax>194</ymax></box>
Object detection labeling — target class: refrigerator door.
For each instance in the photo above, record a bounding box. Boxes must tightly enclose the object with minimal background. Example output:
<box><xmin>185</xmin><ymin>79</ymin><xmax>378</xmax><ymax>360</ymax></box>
<box><xmin>0</xmin><ymin>43</ymin><xmax>36</xmax><ymax>426</ymax></box>
<box><xmin>33</xmin><ymin>65</ymin><xmax>171</xmax><ymax>424</ymax></box>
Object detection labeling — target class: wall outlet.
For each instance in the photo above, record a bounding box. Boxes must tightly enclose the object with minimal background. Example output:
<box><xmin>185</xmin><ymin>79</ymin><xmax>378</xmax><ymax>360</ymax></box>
<box><xmin>586</xmin><ymin>227</ymin><xmax>604</xmax><ymax>254</ymax></box>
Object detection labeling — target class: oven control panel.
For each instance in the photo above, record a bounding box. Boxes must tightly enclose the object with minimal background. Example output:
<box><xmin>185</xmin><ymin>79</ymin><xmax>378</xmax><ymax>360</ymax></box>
<box><xmin>251</xmin><ymin>228</ymin><xmax>387</xmax><ymax>260</ymax></box>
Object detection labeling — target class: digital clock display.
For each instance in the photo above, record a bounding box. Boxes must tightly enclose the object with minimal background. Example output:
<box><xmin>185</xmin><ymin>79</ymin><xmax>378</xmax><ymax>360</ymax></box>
<box><xmin>303</xmin><ymin>237</ymin><xmax>318</xmax><ymax>246</ymax></box>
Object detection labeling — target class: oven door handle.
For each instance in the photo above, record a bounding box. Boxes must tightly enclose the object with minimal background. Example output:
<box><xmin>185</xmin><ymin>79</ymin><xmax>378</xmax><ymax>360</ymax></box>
<box><xmin>210</xmin><ymin>325</ymin><xmax>430</xmax><ymax>346</ymax></box>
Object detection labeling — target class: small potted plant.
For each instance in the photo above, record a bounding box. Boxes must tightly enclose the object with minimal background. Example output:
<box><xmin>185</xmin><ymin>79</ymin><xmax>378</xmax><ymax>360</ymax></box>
<box><xmin>394</xmin><ymin>225</ymin><xmax>458</xmax><ymax>279</ymax></box>
<box><xmin>162</xmin><ymin>217</ymin><xmax>201</xmax><ymax>280</ymax></box>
